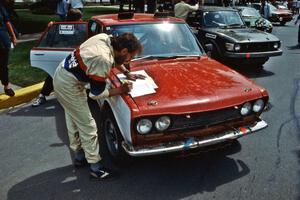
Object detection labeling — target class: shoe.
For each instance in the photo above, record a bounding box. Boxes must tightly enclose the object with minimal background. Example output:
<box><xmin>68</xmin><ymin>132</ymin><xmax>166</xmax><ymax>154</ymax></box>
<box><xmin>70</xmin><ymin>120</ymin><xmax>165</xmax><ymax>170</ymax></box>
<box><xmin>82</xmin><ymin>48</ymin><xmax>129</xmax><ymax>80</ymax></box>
<box><xmin>32</xmin><ymin>96</ymin><xmax>46</xmax><ymax>107</ymax></box>
<box><xmin>90</xmin><ymin>167</ymin><xmax>119</xmax><ymax>180</ymax></box>
<box><xmin>74</xmin><ymin>158</ymin><xmax>88</xmax><ymax>168</ymax></box>
<box><xmin>4</xmin><ymin>88</ymin><xmax>15</xmax><ymax>97</ymax></box>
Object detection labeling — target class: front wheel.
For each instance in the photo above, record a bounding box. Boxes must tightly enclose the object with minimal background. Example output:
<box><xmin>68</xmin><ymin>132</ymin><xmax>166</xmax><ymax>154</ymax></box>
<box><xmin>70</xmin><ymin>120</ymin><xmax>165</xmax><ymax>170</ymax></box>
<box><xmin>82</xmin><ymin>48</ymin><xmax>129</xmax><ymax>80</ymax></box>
<box><xmin>101</xmin><ymin>109</ymin><xmax>130</xmax><ymax>163</ymax></box>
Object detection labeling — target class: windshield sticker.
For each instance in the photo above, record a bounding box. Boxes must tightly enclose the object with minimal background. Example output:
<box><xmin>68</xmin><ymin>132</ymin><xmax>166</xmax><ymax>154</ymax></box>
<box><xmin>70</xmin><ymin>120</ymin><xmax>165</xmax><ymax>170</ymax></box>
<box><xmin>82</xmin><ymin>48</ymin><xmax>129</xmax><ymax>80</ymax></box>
<box><xmin>59</xmin><ymin>25</ymin><xmax>75</xmax><ymax>35</ymax></box>
<box><xmin>205</xmin><ymin>33</ymin><xmax>217</xmax><ymax>39</ymax></box>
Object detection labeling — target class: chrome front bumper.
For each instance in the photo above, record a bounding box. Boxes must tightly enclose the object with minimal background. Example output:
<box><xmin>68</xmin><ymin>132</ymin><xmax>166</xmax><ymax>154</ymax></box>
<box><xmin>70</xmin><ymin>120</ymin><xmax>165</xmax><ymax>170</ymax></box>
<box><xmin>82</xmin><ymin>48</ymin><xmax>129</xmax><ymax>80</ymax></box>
<box><xmin>122</xmin><ymin>120</ymin><xmax>268</xmax><ymax>157</ymax></box>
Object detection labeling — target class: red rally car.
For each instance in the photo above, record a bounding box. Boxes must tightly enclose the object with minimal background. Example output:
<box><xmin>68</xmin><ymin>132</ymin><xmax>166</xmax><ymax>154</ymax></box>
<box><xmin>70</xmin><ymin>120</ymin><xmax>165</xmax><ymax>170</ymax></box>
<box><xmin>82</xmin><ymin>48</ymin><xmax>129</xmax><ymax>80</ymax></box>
<box><xmin>31</xmin><ymin>13</ymin><xmax>269</xmax><ymax>161</ymax></box>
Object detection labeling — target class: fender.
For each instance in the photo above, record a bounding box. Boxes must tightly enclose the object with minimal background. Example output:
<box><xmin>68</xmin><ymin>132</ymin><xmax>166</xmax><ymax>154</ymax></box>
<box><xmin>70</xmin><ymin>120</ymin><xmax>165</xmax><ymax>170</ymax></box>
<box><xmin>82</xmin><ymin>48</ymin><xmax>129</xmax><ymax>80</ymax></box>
<box><xmin>205</xmin><ymin>39</ymin><xmax>223</xmax><ymax>59</ymax></box>
<box><xmin>99</xmin><ymin>96</ymin><xmax>132</xmax><ymax>144</ymax></box>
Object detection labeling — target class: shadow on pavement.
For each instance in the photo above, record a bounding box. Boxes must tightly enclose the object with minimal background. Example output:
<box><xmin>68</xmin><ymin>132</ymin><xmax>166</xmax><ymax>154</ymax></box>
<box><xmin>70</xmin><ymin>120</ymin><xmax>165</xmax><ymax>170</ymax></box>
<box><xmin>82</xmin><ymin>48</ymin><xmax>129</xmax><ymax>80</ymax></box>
<box><xmin>7</xmin><ymin>148</ymin><xmax>249</xmax><ymax>200</ymax></box>
<box><xmin>5</xmin><ymin>98</ymin><xmax>251</xmax><ymax>200</ymax></box>
<box><xmin>287</xmin><ymin>45</ymin><xmax>300</xmax><ymax>50</ymax></box>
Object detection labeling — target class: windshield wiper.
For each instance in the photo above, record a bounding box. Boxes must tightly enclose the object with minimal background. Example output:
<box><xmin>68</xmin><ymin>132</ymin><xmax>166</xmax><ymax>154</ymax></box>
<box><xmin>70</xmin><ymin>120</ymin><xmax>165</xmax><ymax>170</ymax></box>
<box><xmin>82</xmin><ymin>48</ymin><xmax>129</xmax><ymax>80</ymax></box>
<box><xmin>212</xmin><ymin>21</ymin><xmax>228</xmax><ymax>28</ymax></box>
<box><xmin>228</xmin><ymin>23</ymin><xmax>245</xmax><ymax>28</ymax></box>
<box><xmin>164</xmin><ymin>55</ymin><xmax>201</xmax><ymax>59</ymax></box>
<box><xmin>133</xmin><ymin>55</ymin><xmax>200</xmax><ymax>61</ymax></box>
<box><xmin>132</xmin><ymin>55</ymin><xmax>169</xmax><ymax>61</ymax></box>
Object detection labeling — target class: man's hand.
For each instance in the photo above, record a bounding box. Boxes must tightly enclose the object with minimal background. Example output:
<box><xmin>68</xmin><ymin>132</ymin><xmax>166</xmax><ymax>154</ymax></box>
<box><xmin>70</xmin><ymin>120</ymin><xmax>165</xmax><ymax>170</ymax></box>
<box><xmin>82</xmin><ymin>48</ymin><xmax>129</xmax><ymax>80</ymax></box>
<box><xmin>125</xmin><ymin>72</ymin><xmax>146</xmax><ymax>81</ymax></box>
<box><xmin>12</xmin><ymin>40</ymin><xmax>17</xmax><ymax>47</ymax></box>
<box><xmin>120</xmin><ymin>81</ymin><xmax>133</xmax><ymax>93</ymax></box>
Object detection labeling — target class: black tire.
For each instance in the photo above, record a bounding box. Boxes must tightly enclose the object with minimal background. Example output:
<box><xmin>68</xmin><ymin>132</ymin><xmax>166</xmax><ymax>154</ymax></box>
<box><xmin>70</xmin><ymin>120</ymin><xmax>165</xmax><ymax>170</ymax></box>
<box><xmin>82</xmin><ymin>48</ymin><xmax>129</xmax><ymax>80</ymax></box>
<box><xmin>101</xmin><ymin>109</ymin><xmax>130</xmax><ymax>164</ymax></box>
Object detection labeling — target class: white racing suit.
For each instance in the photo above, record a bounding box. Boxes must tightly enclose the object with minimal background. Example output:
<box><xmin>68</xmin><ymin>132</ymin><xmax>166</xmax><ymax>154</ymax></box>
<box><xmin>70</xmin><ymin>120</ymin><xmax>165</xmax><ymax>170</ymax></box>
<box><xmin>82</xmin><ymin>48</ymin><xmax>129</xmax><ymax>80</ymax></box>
<box><xmin>53</xmin><ymin>34</ymin><xmax>114</xmax><ymax>164</ymax></box>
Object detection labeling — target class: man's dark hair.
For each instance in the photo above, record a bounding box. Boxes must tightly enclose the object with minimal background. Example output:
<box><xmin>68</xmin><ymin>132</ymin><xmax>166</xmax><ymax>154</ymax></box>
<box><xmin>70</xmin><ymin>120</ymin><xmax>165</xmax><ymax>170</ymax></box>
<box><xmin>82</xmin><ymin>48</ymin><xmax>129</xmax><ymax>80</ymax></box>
<box><xmin>111</xmin><ymin>33</ymin><xmax>143</xmax><ymax>54</ymax></box>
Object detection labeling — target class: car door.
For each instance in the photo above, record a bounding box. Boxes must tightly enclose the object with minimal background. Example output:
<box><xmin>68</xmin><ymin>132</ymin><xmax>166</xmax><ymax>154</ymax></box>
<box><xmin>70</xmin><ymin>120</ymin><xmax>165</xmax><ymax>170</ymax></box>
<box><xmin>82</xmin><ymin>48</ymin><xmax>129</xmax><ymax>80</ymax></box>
<box><xmin>30</xmin><ymin>21</ymin><xmax>87</xmax><ymax>77</ymax></box>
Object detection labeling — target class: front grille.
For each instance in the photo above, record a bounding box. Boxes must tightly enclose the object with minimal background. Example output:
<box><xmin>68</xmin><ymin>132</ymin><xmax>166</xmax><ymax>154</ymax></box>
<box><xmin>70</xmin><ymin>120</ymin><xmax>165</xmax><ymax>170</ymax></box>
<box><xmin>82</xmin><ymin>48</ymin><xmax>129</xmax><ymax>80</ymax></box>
<box><xmin>240</xmin><ymin>42</ymin><xmax>276</xmax><ymax>52</ymax></box>
<box><xmin>168</xmin><ymin>107</ymin><xmax>241</xmax><ymax>132</ymax></box>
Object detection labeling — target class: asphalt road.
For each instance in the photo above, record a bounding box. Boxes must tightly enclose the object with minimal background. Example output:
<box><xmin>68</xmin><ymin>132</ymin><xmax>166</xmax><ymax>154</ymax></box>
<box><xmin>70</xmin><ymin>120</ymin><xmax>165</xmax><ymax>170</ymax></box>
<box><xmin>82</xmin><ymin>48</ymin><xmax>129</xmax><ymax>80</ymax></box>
<box><xmin>1</xmin><ymin>22</ymin><xmax>300</xmax><ymax>200</ymax></box>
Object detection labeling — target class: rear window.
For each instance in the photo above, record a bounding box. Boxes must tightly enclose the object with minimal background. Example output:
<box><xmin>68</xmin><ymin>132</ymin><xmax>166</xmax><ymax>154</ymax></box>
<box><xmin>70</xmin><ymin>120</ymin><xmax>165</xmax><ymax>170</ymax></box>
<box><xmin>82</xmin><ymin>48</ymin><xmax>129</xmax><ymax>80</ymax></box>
<box><xmin>38</xmin><ymin>23</ymin><xmax>87</xmax><ymax>48</ymax></box>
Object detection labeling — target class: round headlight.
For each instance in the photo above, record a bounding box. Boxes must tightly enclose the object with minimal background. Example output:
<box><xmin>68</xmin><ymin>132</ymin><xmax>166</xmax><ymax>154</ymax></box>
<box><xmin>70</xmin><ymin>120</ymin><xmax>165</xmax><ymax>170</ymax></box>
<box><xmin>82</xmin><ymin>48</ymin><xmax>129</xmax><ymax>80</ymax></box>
<box><xmin>273</xmin><ymin>42</ymin><xmax>279</xmax><ymax>49</ymax></box>
<box><xmin>234</xmin><ymin>44</ymin><xmax>241</xmax><ymax>51</ymax></box>
<box><xmin>253</xmin><ymin>99</ymin><xmax>265</xmax><ymax>113</ymax></box>
<box><xmin>136</xmin><ymin>119</ymin><xmax>152</xmax><ymax>134</ymax></box>
<box><xmin>155</xmin><ymin>116</ymin><xmax>171</xmax><ymax>131</ymax></box>
<box><xmin>225</xmin><ymin>43</ymin><xmax>234</xmax><ymax>51</ymax></box>
<box><xmin>240</xmin><ymin>102</ymin><xmax>252</xmax><ymax>116</ymax></box>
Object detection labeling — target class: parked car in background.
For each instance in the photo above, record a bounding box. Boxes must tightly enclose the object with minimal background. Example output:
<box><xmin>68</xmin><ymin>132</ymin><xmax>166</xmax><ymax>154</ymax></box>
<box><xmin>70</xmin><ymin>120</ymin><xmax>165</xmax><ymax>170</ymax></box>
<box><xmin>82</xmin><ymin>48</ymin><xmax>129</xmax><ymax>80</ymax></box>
<box><xmin>186</xmin><ymin>6</ymin><xmax>282</xmax><ymax>67</ymax></box>
<box><xmin>251</xmin><ymin>2</ymin><xmax>293</xmax><ymax>25</ymax></box>
<box><xmin>235</xmin><ymin>6</ymin><xmax>273</xmax><ymax>33</ymax></box>
<box><xmin>268</xmin><ymin>3</ymin><xmax>293</xmax><ymax>25</ymax></box>
<box><xmin>31</xmin><ymin>12</ymin><xmax>269</xmax><ymax>161</ymax></box>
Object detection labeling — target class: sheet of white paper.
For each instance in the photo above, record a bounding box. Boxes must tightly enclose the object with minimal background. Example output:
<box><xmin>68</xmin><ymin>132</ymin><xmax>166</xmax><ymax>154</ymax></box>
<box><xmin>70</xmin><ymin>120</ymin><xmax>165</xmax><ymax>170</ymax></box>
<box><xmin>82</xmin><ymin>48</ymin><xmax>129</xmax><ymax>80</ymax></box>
<box><xmin>117</xmin><ymin>70</ymin><xmax>158</xmax><ymax>97</ymax></box>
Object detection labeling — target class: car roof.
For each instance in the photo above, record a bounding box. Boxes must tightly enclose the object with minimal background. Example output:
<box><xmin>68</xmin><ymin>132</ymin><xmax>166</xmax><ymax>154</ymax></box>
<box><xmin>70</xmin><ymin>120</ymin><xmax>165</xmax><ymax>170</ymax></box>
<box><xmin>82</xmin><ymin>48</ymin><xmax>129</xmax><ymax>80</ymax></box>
<box><xmin>91</xmin><ymin>13</ymin><xmax>184</xmax><ymax>26</ymax></box>
<box><xmin>199</xmin><ymin>6</ymin><xmax>238</xmax><ymax>12</ymax></box>
<box><xmin>234</xmin><ymin>6</ymin><xmax>254</xmax><ymax>9</ymax></box>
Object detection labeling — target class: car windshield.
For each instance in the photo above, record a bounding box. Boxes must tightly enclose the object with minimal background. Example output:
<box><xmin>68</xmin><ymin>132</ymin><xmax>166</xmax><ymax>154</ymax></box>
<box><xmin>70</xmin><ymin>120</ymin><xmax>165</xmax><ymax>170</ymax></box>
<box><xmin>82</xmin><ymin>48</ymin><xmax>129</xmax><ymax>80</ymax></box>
<box><xmin>203</xmin><ymin>11</ymin><xmax>244</xmax><ymax>27</ymax></box>
<box><xmin>107</xmin><ymin>23</ymin><xmax>203</xmax><ymax>58</ymax></box>
<box><xmin>241</xmin><ymin>7</ymin><xmax>261</xmax><ymax>17</ymax></box>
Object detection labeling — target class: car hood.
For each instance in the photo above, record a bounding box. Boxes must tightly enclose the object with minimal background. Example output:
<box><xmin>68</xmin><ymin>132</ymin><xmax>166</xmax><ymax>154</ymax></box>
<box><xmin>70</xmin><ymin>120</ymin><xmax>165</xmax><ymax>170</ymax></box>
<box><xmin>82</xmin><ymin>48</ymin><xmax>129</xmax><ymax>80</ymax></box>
<box><xmin>126</xmin><ymin>57</ymin><xmax>265</xmax><ymax>116</ymax></box>
<box><xmin>215</xmin><ymin>28</ymin><xmax>278</xmax><ymax>42</ymax></box>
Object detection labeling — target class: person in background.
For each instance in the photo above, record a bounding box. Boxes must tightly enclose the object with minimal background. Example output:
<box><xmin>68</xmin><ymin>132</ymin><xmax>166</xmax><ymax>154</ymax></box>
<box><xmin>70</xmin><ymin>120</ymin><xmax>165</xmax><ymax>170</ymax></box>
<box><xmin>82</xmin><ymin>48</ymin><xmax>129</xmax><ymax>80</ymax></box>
<box><xmin>263</xmin><ymin>0</ymin><xmax>271</xmax><ymax>19</ymax></box>
<box><xmin>53</xmin><ymin>32</ymin><xmax>144</xmax><ymax>180</ymax></box>
<box><xmin>174</xmin><ymin>0</ymin><xmax>199</xmax><ymax>20</ymax></box>
<box><xmin>283</xmin><ymin>0</ymin><xmax>288</xmax><ymax>8</ymax></box>
<box><xmin>295</xmin><ymin>13</ymin><xmax>300</xmax><ymax>47</ymax></box>
<box><xmin>133</xmin><ymin>0</ymin><xmax>145</xmax><ymax>13</ymax></box>
<box><xmin>32</xmin><ymin>8</ymin><xmax>83</xmax><ymax>107</ymax></box>
<box><xmin>0</xmin><ymin>0</ymin><xmax>17</xmax><ymax>97</ymax></box>
<box><xmin>69</xmin><ymin>0</ymin><xmax>84</xmax><ymax>12</ymax></box>
<box><xmin>146</xmin><ymin>0</ymin><xmax>157</xmax><ymax>13</ymax></box>
<box><xmin>56</xmin><ymin>0</ymin><xmax>70</xmax><ymax>21</ymax></box>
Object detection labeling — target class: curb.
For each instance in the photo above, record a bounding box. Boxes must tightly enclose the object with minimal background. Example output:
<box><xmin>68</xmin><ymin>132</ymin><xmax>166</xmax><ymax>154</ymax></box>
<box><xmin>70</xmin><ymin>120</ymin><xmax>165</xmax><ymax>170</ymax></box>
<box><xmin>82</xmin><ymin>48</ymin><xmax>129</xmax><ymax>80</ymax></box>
<box><xmin>0</xmin><ymin>82</ymin><xmax>44</xmax><ymax>110</ymax></box>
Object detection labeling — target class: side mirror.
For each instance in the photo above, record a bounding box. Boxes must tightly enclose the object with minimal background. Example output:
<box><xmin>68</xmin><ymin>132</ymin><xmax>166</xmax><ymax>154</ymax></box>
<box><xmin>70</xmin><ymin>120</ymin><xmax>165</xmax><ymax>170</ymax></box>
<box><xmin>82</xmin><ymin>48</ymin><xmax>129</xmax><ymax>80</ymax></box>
<box><xmin>245</xmin><ymin>21</ymin><xmax>251</xmax><ymax>26</ymax></box>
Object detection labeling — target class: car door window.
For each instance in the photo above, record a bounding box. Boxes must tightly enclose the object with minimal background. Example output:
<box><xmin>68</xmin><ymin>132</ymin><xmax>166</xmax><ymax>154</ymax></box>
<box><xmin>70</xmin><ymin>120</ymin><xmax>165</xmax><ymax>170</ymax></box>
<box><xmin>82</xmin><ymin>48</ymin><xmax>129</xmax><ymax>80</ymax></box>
<box><xmin>38</xmin><ymin>22</ymin><xmax>87</xmax><ymax>48</ymax></box>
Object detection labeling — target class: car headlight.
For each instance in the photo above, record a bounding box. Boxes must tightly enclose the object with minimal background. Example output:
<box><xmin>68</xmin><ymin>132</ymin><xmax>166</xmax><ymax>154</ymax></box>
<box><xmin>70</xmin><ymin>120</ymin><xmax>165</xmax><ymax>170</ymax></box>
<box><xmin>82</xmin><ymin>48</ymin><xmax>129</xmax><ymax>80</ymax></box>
<box><xmin>240</xmin><ymin>102</ymin><xmax>252</xmax><ymax>116</ymax></box>
<box><xmin>253</xmin><ymin>99</ymin><xmax>265</xmax><ymax>113</ymax></box>
<box><xmin>155</xmin><ymin>116</ymin><xmax>171</xmax><ymax>131</ymax></box>
<box><xmin>225</xmin><ymin>43</ymin><xmax>234</xmax><ymax>51</ymax></box>
<box><xmin>234</xmin><ymin>44</ymin><xmax>241</xmax><ymax>51</ymax></box>
<box><xmin>273</xmin><ymin>42</ymin><xmax>279</xmax><ymax>49</ymax></box>
<box><xmin>136</xmin><ymin>119</ymin><xmax>152</xmax><ymax>134</ymax></box>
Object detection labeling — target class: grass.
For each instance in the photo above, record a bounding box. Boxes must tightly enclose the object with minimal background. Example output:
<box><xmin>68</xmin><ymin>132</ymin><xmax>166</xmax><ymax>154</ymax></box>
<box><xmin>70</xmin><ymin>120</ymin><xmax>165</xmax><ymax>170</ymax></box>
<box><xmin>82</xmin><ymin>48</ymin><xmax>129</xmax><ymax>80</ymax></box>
<box><xmin>16</xmin><ymin>7</ymin><xmax>119</xmax><ymax>34</ymax></box>
<box><xmin>8</xmin><ymin>41</ymin><xmax>48</xmax><ymax>87</ymax></box>
<box><xmin>9</xmin><ymin>6</ymin><xmax>120</xmax><ymax>87</ymax></box>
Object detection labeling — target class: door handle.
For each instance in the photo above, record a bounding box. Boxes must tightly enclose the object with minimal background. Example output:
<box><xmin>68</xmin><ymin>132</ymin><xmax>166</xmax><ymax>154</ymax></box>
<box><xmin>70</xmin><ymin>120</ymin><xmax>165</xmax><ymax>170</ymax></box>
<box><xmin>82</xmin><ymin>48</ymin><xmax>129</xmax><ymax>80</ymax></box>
<box><xmin>34</xmin><ymin>53</ymin><xmax>45</xmax><ymax>56</ymax></box>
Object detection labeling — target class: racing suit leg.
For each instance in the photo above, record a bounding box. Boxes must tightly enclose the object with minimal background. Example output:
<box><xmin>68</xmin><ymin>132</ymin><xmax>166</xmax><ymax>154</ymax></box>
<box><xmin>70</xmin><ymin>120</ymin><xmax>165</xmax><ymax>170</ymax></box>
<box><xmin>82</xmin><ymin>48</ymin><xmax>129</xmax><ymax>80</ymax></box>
<box><xmin>53</xmin><ymin>63</ymin><xmax>101</xmax><ymax>164</ymax></box>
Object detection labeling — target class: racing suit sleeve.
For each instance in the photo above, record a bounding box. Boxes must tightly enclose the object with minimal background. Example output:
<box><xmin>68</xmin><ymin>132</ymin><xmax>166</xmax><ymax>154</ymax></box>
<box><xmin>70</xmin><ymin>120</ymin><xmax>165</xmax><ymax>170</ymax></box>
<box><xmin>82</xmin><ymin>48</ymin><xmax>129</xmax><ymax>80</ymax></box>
<box><xmin>88</xmin><ymin>79</ymin><xmax>109</xmax><ymax>100</ymax></box>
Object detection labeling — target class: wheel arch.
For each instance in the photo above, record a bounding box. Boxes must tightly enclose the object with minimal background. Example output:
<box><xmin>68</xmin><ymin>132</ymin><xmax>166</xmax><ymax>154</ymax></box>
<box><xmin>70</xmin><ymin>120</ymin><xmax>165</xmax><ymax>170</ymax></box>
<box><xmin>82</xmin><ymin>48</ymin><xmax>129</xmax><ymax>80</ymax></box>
<box><xmin>100</xmin><ymin>97</ymin><xmax>132</xmax><ymax>144</ymax></box>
